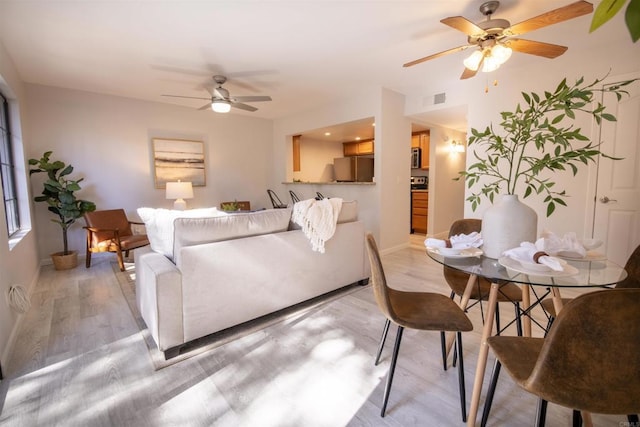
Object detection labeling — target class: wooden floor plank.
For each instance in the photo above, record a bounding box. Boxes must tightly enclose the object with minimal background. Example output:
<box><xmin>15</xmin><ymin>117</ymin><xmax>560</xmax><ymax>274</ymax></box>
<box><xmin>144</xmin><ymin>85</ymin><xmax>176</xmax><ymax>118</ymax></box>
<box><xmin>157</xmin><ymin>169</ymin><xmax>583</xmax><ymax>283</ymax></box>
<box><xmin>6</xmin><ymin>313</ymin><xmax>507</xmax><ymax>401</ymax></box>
<box><xmin>0</xmin><ymin>247</ymin><xmax>629</xmax><ymax>426</ymax></box>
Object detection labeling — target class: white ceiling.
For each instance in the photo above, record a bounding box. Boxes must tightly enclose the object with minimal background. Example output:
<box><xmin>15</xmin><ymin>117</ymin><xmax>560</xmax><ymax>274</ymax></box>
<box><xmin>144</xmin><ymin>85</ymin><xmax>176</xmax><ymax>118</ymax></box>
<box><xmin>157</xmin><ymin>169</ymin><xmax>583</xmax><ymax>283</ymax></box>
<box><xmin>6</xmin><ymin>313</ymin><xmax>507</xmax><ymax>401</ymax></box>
<box><xmin>0</xmin><ymin>0</ymin><xmax>629</xmax><ymax>129</ymax></box>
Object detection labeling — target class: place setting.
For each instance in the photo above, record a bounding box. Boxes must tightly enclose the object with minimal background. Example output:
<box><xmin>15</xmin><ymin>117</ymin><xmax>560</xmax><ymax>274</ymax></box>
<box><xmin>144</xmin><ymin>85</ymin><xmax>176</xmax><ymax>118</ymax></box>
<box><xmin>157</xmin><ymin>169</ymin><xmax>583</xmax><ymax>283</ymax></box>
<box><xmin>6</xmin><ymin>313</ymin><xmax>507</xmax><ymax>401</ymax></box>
<box><xmin>498</xmin><ymin>231</ymin><xmax>606</xmax><ymax>278</ymax></box>
<box><xmin>424</xmin><ymin>231</ymin><xmax>484</xmax><ymax>258</ymax></box>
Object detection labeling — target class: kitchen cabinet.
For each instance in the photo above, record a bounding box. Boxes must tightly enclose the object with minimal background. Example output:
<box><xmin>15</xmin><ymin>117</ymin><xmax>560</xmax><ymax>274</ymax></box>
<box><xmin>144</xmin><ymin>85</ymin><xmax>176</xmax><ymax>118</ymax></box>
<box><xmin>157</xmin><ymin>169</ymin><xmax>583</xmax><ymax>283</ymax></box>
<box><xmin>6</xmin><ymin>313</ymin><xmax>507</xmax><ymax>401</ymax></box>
<box><xmin>411</xmin><ymin>191</ymin><xmax>428</xmax><ymax>234</ymax></box>
<box><xmin>344</xmin><ymin>139</ymin><xmax>374</xmax><ymax>156</ymax></box>
<box><xmin>411</xmin><ymin>131</ymin><xmax>430</xmax><ymax>169</ymax></box>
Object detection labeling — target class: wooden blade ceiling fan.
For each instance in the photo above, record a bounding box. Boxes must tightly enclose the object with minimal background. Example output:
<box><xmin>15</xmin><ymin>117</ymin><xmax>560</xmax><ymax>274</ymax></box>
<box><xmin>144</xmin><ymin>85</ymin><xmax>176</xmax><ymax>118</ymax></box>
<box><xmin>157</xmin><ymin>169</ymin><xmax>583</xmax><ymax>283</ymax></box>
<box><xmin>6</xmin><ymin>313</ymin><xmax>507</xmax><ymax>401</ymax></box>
<box><xmin>404</xmin><ymin>1</ymin><xmax>594</xmax><ymax>79</ymax></box>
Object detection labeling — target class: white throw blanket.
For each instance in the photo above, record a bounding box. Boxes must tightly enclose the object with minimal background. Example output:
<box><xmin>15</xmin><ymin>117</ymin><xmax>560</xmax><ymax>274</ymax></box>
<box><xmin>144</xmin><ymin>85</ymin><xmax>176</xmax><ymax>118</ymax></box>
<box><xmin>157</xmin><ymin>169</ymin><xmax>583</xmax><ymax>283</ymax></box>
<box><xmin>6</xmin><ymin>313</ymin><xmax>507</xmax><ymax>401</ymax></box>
<box><xmin>291</xmin><ymin>197</ymin><xmax>343</xmax><ymax>253</ymax></box>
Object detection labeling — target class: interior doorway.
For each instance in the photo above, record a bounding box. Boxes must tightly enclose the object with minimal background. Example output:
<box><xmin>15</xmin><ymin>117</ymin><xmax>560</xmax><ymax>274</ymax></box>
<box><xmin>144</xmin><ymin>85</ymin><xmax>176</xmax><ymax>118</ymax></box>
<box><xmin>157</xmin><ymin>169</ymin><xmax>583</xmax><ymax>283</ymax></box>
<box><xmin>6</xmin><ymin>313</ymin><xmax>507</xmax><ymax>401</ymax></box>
<box><xmin>590</xmin><ymin>73</ymin><xmax>640</xmax><ymax>266</ymax></box>
<box><xmin>410</xmin><ymin>123</ymin><xmax>430</xmax><ymax>245</ymax></box>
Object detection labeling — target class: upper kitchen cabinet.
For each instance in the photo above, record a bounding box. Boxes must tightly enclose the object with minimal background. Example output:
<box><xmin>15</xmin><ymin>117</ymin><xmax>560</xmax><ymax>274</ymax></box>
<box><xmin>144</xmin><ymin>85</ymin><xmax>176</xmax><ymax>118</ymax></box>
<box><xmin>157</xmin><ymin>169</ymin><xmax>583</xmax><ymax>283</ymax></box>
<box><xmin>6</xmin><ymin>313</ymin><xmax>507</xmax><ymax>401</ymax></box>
<box><xmin>411</xmin><ymin>131</ymin><xmax>430</xmax><ymax>169</ymax></box>
<box><xmin>343</xmin><ymin>139</ymin><xmax>374</xmax><ymax>156</ymax></box>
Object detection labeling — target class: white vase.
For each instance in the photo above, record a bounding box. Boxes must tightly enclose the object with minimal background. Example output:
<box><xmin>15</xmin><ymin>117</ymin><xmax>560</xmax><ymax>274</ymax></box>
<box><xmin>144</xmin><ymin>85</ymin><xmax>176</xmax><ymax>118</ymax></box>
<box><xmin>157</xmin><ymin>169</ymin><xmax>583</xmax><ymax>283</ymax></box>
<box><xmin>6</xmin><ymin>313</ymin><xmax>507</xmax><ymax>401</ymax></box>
<box><xmin>481</xmin><ymin>194</ymin><xmax>538</xmax><ymax>259</ymax></box>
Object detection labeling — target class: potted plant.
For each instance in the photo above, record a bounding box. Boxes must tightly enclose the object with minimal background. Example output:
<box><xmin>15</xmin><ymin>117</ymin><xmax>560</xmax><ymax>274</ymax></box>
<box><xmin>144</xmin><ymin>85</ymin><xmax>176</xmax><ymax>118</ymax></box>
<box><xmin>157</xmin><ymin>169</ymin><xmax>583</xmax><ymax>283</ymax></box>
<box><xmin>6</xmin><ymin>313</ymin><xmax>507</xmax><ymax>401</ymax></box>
<box><xmin>457</xmin><ymin>75</ymin><xmax>637</xmax><ymax>257</ymax></box>
<box><xmin>29</xmin><ymin>151</ymin><xmax>96</xmax><ymax>270</ymax></box>
<box><xmin>220</xmin><ymin>200</ymin><xmax>240</xmax><ymax>212</ymax></box>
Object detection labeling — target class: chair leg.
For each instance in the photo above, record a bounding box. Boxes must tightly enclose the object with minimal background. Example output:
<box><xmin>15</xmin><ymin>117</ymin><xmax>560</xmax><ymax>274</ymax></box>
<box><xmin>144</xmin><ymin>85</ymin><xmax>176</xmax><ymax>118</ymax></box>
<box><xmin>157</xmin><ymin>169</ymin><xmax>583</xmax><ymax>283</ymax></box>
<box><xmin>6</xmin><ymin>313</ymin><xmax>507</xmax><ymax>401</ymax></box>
<box><xmin>85</xmin><ymin>234</ymin><xmax>92</xmax><ymax>268</ymax></box>
<box><xmin>375</xmin><ymin>319</ymin><xmax>390</xmax><ymax>366</ymax></box>
<box><xmin>481</xmin><ymin>358</ymin><xmax>502</xmax><ymax>427</ymax></box>
<box><xmin>515</xmin><ymin>302</ymin><xmax>523</xmax><ymax>336</ymax></box>
<box><xmin>440</xmin><ymin>331</ymin><xmax>447</xmax><ymax>371</ymax></box>
<box><xmin>452</xmin><ymin>339</ymin><xmax>458</xmax><ymax>368</ymax></box>
<box><xmin>572</xmin><ymin>409</ymin><xmax>583</xmax><ymax>427</ymax></box>
<box><xmin>544</xmin><ymin>316</ymin><xmax>556</xmax><ymax>337</ymax></box>
<box><xmin>535</xmin><ymin>398</ymin><xmax>548</xmax><ymax>427</ymax></box>
<box><xmin>381</xmin><ymin>326</ymin><xmax>403</xmax><ymax>417</ymax></box>
<box><xmin>116</xmin><ymin>248</ymin><xmax>125</xmax><ymax>272</ymax></box>
<box><xmin>456</xmin><ymin>331</ymin><xmax>467</xmax><ymax>422</ymax></box>
<box><xmin>494</xmin><ymin>307</ymin><xmax>501</xmax><ymax>336</ymax></box>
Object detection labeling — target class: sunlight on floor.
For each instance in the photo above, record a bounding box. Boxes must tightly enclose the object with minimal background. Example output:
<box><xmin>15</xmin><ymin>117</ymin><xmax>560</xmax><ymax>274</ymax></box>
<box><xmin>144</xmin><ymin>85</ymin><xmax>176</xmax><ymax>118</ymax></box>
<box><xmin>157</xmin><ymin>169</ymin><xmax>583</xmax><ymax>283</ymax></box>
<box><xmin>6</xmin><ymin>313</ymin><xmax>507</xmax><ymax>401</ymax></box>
<box><xmin>153</xmin><ymin>312</ymin><xmax>387</xmax><ymax>427</ymax></box>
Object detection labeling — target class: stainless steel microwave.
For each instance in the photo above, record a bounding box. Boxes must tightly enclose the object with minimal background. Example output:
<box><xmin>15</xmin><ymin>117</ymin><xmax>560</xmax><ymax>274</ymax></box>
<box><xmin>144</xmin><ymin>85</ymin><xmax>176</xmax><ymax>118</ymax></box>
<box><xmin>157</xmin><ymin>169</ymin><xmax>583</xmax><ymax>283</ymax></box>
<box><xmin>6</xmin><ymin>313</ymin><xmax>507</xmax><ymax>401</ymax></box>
<box><xmin>411</xmin><ymin>147</ymin><xmax>421</xmax><ymax>169</ymax></box>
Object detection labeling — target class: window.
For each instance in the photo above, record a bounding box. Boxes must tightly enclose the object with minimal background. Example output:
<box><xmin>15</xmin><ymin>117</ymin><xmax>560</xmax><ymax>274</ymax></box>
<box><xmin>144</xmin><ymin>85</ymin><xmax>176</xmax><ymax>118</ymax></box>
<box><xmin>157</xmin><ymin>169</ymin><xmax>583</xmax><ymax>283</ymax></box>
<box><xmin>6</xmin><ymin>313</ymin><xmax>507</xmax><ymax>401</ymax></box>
<box><xmin>0</xmin><ymin>92</ymin><xmax>20</xmax><ymax>236</ymax></box>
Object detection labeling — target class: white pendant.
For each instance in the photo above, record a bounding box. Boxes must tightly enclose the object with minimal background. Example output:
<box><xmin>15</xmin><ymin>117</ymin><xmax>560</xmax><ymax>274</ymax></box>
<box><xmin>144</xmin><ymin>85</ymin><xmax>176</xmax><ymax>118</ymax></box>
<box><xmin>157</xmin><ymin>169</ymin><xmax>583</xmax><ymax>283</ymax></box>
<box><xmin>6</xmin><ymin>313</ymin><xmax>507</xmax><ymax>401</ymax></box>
<box><xmin>482</xmin><ymin>194</ymin><xmax>538</xmax><ymax>259</ymax></box>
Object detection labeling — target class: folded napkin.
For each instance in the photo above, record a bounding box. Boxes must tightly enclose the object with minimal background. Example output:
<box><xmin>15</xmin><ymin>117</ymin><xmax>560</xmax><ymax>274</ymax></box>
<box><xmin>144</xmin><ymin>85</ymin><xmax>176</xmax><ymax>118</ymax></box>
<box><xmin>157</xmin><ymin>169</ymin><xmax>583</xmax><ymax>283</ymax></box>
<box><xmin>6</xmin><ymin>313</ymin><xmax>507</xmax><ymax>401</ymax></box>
<box><xmin>539</xmin><ymin>230</ymin><xmax>587</xmax><ymax>258</ymax></box>
<box><xmin>502</xmin><ymin>241</ymin><xmax>565</xmax><ymax>271</ymax></box>
<box><xmin>425</xmin><ymin>232</ymin><xmax>483</xmax><ymax>249</ymax></box>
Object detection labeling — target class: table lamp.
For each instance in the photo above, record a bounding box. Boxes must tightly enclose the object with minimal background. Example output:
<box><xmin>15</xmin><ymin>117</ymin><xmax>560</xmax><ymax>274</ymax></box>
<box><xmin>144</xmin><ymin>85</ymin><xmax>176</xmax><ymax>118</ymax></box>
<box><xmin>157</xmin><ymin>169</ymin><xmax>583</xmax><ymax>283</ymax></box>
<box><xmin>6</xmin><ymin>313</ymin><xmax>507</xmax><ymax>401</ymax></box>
<box><xmin>166</xmin><ymin>180</ymin><xmax>193</xmax><ymax>210</ymax></box>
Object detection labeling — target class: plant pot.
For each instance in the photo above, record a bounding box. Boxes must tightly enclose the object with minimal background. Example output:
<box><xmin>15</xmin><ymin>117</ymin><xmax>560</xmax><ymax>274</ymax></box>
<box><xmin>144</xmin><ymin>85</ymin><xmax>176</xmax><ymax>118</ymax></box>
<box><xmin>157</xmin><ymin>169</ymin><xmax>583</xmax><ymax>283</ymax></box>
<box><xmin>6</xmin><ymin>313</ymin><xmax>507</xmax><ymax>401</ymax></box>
<box><xmin>481</xmin><ymin>195</ymin><xmax>537</xmax><ymax>259</ymax></box>
<box><xmin>51</xmin><ymin>250</ymin><xmax>78</xmax><ymax>270</ymax></box>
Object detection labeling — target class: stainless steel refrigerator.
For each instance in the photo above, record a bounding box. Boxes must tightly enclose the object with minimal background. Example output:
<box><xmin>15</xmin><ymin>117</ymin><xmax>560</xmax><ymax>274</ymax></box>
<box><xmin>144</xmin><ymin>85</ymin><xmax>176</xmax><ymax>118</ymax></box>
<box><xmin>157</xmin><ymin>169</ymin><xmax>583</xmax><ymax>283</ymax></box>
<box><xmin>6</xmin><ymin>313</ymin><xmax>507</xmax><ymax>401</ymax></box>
<box><xmin>334</xmin><ymin>157</ymin><xmax>374</xmax><ymax>182</ymax></box>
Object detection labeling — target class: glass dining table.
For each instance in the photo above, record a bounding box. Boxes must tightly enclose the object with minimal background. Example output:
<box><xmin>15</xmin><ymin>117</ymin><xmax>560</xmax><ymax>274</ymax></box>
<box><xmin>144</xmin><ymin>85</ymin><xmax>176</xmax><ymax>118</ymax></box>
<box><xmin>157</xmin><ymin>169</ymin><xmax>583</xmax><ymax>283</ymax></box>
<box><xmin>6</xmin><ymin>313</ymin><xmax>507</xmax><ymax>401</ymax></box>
<box><xmin>426</xmin><ymin>249</ymin><xmax>628</xmax><ymax>427</ymax></box>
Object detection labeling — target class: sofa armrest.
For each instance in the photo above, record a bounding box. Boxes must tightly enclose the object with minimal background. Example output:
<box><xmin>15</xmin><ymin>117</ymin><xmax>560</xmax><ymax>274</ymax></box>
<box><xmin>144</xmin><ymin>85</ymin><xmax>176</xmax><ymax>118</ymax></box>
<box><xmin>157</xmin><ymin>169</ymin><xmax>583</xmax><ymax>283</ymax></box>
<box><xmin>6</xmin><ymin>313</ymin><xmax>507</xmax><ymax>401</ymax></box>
<box><xmin>134</xmin><ymin>246</ymin><xmax>184</xmax><ymax>351</ymax></box>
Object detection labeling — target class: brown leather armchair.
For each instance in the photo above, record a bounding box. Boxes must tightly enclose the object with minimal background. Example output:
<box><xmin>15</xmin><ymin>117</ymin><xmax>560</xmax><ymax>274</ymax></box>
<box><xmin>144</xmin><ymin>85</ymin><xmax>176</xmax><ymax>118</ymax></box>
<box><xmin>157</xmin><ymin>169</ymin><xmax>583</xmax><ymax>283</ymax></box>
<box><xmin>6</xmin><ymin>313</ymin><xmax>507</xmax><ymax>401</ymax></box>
<box><xmin>84</xmin><ymin>209</ymin><xmax>150</xmax><ymax>271</ymax></box>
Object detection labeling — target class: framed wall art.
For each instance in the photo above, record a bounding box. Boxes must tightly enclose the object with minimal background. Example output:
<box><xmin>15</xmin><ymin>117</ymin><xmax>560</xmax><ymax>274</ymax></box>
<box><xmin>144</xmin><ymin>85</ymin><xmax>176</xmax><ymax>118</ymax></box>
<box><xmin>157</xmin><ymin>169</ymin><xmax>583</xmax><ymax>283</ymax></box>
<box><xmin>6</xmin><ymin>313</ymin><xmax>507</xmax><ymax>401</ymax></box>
<box><xmin>152</xmin><ymin>138</ymin><xmax>206</xmax><ymax>188</ymax></box>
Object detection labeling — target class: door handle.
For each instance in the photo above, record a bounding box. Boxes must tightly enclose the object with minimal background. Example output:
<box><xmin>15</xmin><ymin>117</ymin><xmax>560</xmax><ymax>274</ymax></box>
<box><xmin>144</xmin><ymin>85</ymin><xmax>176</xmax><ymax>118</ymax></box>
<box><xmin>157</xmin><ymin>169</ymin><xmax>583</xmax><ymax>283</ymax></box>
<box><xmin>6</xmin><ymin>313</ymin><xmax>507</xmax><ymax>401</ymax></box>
<box><xmin>599</xmin><ymin>196</ymin><xmax>618</xmax><ymax>204</ymax></box>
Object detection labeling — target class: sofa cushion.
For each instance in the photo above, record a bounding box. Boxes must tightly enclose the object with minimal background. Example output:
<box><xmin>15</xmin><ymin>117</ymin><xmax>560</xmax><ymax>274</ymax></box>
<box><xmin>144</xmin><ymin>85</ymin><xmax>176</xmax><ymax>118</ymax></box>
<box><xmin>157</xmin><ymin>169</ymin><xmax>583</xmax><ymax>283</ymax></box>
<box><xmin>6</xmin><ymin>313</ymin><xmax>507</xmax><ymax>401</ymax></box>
<box><xmin>173</xmin><ymin>208</ymin><xmax>293</xmax><ymax>266</ymax></box>
<box><xmin>137</xmin><ymin>207</ymin><xmax>222</xmax><ymax>259</ymax></box>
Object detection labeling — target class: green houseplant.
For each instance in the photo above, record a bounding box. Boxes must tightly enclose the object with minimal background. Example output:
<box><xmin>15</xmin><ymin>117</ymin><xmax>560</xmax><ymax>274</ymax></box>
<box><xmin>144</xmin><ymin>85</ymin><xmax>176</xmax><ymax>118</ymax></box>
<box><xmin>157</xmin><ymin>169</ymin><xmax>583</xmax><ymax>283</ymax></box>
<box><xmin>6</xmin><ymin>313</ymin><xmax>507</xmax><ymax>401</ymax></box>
<box><xmin>29</xmin><ymin>151</ymin><xmax>96</xmax><ymax>270</ymax></box>
<box><xmin>458</xmin><ymin>75</ymin><xmax>636</xmax><ymax>217</ymax></box>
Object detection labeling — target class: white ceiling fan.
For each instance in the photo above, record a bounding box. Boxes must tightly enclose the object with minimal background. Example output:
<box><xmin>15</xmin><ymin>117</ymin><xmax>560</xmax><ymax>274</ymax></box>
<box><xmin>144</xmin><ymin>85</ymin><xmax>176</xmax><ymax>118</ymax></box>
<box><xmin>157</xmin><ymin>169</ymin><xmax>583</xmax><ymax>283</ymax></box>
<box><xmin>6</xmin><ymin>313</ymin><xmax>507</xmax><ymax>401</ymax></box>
<box><xmin>162</xmin><ymin>75</ymin><xmax>272</xmax><ymax>113</ymax></box>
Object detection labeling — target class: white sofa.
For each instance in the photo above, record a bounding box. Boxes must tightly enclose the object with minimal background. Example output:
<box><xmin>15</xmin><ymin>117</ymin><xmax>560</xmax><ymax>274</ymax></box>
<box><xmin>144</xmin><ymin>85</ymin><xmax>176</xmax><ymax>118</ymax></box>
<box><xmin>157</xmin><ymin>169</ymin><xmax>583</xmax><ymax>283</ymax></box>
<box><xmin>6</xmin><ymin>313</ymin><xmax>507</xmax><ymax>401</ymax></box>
<box><xmin>135</xmin><ymin>202</ymin><xmax>369</xmax><ymax>359</ymax></box>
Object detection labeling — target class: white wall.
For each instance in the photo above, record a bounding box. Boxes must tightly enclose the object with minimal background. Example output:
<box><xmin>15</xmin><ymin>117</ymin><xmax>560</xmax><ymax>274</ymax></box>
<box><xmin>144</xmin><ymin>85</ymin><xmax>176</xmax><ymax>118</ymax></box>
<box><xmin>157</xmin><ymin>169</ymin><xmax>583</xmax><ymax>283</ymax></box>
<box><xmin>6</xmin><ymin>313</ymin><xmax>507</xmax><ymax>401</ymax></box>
<box><xmin>0</xmin><ymin>42</ymin><xmax>41</xmax><ymax>366</ymax></box>
<box><xmin>294</xmin><ymin>137</ymin><xmax>343</xmax><ymax>183</ymax></box>
<box><xmin>377</xmin><ymin>88</ymin><xmax>412</xmax><ymax>251</ymax></box>
<box><xmin>24</xmin><ymin>84</ymin><xmax>274</xmax><ymax>261</ymax></box>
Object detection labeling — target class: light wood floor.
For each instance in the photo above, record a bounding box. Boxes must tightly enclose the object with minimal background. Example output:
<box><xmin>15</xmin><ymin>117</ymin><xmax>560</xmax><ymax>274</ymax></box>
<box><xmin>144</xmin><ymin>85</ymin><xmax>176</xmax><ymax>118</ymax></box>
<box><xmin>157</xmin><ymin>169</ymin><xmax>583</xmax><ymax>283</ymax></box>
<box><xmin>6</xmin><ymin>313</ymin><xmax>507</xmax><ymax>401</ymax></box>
<box><xmin>0</xmin><ymin>247</ymin><xmax>627</xmax><ymax>426</ymax></box>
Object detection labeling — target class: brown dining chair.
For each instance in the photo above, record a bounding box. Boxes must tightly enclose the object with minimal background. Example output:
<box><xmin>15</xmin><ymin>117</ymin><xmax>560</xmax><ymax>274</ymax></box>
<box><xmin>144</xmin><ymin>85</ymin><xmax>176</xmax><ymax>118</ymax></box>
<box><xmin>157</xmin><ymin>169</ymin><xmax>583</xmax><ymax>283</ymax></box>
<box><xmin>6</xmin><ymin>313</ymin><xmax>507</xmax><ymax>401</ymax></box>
<box><xmin>481</xmin><ymin>288</ymin><xmax>640</xmax><ymax>426</ymax></box>
<box><xmin>540</xmin><ymin>243</ymin><xmax>640</xmax><ymax>327</ymax></box>
<box><xmin>444</xmin><ymin>219</ymin><xmax>524</xmax><ymax>338</ymax></box>
<box><xmin>366</xmin><ymin>233</ymin><xmax>473</xmax><ymax>420</ymax></box>
<box><xmin>84</xmin><ymin>209</ymin><xmax>150</xmax><ymax>271</ymax></box>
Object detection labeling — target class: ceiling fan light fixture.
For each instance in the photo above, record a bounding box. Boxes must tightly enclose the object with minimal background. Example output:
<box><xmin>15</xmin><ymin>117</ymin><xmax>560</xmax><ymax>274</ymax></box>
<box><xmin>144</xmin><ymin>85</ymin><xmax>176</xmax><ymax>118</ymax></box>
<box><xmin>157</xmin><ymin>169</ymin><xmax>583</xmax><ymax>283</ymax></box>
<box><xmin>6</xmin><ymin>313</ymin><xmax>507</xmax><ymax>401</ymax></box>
<box><xmin>211</xmin><ymin>99</ymin><xmax>231</xmax><ymax>113</ymax></box>
<box><xmin>490</xmin><ymin>43</ymin><xmax>512</xmax><ymax>65</ymax></box>
<box><xmin>481</xmin><ymin>43</ymin><xmax>512</xmax><ymax>72</ymax></box>
<box><xmin>463</xmin><ymin>50</ymin><xmax>484</xmax><ymax>71</ymax></box>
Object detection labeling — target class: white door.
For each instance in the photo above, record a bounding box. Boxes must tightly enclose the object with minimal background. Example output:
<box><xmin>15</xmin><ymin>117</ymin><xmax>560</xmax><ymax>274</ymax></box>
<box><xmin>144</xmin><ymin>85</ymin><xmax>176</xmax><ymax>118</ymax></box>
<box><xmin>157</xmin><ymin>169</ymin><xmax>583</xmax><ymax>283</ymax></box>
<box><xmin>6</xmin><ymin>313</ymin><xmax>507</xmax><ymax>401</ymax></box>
<box><xmin>592</xmin><ymin>73</ymin><xmax>640</xmax><ymax>266</ymax></box>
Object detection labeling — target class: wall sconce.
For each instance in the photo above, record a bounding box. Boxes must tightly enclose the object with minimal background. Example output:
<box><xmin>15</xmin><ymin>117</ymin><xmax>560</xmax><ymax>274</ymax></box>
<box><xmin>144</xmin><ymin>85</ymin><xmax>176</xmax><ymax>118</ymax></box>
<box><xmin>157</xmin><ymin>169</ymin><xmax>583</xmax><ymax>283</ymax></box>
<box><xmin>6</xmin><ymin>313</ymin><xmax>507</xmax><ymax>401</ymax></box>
<box><xmin>166</xmin><ymin>180</ymin><xmax>194</xmax><ymax>210</ymax></box>
<box><xmin>450</xmin><ymin>140</ymin><xmax>465</xmax><ymax>153</ymax></box>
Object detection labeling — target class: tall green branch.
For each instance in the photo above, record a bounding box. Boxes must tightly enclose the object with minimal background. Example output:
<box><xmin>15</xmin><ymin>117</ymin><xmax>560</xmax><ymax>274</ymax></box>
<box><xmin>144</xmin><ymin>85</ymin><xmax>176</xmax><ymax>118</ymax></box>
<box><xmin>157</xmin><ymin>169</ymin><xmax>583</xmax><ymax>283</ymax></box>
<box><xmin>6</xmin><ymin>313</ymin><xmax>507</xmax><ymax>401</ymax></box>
<box><xmin>456</xmin><ymin>75</ymin><xmax>637</xmax><ymax>217</ymax></box>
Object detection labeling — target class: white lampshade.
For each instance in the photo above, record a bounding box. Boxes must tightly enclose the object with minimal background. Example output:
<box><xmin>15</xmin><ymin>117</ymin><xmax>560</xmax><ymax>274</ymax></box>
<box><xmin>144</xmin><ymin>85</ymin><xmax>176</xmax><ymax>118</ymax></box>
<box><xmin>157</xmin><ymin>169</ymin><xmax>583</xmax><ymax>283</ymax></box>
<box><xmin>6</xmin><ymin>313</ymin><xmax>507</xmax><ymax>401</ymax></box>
<box><xmin>491</xmin><ymin>43</ymin><xmax>512</xmax><ymax>64</ymax></box>
<box><xmin>166</xmin><ymin>181</ymin><xmax>193</xmax><ymax>210</ymax></box>
<box><xmin>211</xmin><ymin>99</ymin><xmax>231</xmax><ymax>113</ymax></box>
<box><xmin>463</xmin><ymin>50</ymin><xmax>484</xmax><ymax>71</ymax></box>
